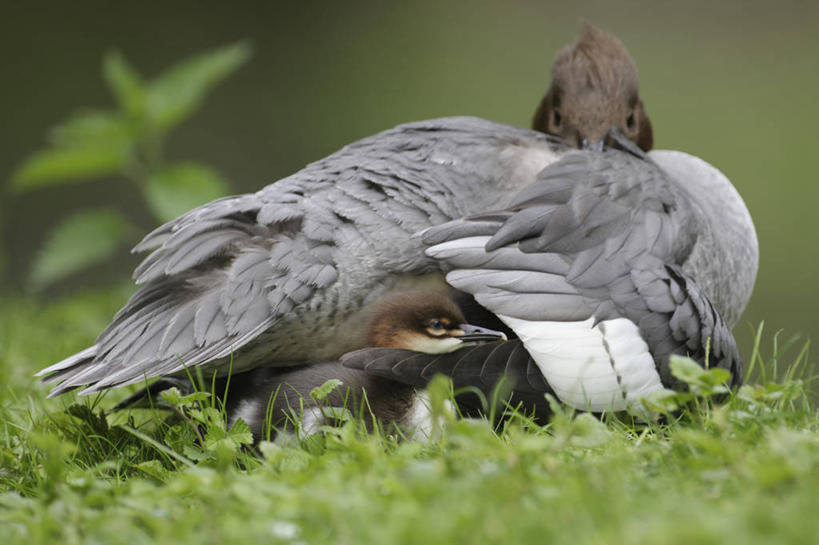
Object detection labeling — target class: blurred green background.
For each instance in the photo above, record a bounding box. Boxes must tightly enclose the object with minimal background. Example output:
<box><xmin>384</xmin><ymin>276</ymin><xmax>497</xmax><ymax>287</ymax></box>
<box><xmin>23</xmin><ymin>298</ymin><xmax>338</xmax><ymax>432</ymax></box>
<box><xmin>1</xmin><ymin>0</ymin><xmax>817</xmax><ymax>369</ymax></box>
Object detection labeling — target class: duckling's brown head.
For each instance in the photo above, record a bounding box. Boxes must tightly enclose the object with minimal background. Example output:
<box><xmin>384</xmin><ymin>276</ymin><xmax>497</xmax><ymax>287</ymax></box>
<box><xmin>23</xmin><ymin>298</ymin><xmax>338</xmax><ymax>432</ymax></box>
<box><xmin>366</xmin><ymin>291</ymin><xmax>506</xmax><ymax>354</ymax></box>
<box><xmin>532</xmin><ymin>23</ymin><xmax>653</xmax><ymax>152</ymax></box>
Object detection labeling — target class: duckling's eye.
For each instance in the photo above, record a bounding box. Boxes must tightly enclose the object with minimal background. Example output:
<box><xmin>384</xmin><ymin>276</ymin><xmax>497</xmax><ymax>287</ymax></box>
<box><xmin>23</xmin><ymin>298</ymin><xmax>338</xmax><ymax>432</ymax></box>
<box><xmin>553</xmin><ymin>110</ymin><xmax>562</xmax><ymax>127</ymax></box>
<box><xmin>428</xmin><ymin>320</ymin><xmax>444</xmax><ymax>330</ymax></box>
<box><xmin>626</xmin><ymin>112</ymin><xmax>635</xmax><ymax>129</ymax></box>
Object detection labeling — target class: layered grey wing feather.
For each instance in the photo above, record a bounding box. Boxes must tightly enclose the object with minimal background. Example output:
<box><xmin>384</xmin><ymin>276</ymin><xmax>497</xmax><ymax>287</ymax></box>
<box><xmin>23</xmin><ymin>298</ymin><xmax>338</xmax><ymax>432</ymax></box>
<box><xmin>423</xmin><ymin>148</ymin><xmax>741</xmax><ymax>390</ymax></box>
<box><xmin>40</xmin><ymin>194</ymin><xmax>340</xmax><ymax>395</ymax></box>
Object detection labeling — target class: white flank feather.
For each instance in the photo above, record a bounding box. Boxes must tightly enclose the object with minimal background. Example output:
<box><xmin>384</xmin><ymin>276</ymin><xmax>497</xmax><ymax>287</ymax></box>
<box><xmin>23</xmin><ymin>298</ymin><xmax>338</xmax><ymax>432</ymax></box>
<box><xmin>497</xmin><ymin>315</ymin><xmax>663</xmax><ymax>412</ymax></box>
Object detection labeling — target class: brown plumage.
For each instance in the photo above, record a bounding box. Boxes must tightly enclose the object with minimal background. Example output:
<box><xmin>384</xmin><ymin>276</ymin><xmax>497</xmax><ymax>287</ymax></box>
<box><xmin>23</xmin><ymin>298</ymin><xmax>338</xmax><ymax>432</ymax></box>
<box><xmin>135</xmin><ymin>292</ymin><xmax>503</xmax><ymax>441</ymax></box>
<box><xmin>365</xmin><ymin>291</ymin><xmax>467</xmax><ymax>351</ymax></box>
<box><xmin>532</xmin><ymin>23</ymin><xmax>653</xmax><ymax>151</ymax></box>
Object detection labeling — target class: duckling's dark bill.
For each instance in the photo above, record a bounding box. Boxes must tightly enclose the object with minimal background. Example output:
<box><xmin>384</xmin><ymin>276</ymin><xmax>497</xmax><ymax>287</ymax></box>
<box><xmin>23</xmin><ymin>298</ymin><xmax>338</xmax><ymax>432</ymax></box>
<box><xmin>457</xmin><ymin>324</ymin><xmax>507</xmax><ymax>343</ymax></box>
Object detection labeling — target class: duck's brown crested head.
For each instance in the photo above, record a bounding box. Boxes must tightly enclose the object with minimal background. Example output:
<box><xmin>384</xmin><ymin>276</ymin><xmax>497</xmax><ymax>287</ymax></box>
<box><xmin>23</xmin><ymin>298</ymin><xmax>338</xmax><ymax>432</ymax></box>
<box><xmin>366</xmin><ymin>291</ymin><xmax>506</xmax><ymax>354</ymax></box>
<box><xmin>532</xmin><ymin>23</ymin><xmax>653</xmax><ymax>151</ymax></box>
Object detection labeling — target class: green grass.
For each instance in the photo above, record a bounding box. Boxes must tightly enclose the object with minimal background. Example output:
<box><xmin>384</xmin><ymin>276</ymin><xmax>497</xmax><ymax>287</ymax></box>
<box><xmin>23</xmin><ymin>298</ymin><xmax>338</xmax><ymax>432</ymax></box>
<box><xmin>1</xmin><ymin>288</ymin><xmax>817</xmax><ymax>545</ymax></box>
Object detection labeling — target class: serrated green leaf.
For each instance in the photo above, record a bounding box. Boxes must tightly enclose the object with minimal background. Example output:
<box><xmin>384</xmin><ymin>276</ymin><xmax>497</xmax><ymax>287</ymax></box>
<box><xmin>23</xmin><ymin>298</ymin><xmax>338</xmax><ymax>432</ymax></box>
<box><xmin>569</xmin><ymin>413</ymin><xmax>612</xmax><ymax>448</ymax></box>
<box><xmin>146</xmin><ymin>41</ymin><xmax>251</xmax><ymax>131</ymax></box>
<box><xmin>227</xmin><ymin>418</ymin><xmax>254</xmax><ymax>446</ymax></box>
<box><xmin>181</xmin><ymin>390</ymin><xmax>213</xmax><ymax>404</ymax></box>
<box><xmin>12</xmin><ymin>146</ymin><xmax>128</xmax><ymax>192</ymax></box>
<box><xmin>135</xmin><ymin>459</ymin><xmax>171</xmax><ymax>481</ymax></box>
<box><xmin>161</xmin><ymin>389</ymin><xmax>212</xmax><ymax>407</ymax></box>
<box><xmin>669</xmin><ymin>355</ymin><xmax>706</xmax><ymax>383</ymax></box>
<box><xmin>144</xmin><ymin>162</ymin><xmax>230</xmax><ymax>222</ymax></box>
<box><xmin>28</xmin><ymin>208</ymin><xmax>131</xmax><ymax>290</ymax></box>
<box><xmin>182</xmin><ymin>444</ymin><xmax>210</xmax><ymax>462</ymax></box>
<box><xmin>316</xmin><ymin>406</ymin><xmax>354</xmax><ymax>425</ymax></box>
<box><xmin>257</xmin><ymin>440</ymin><xmax>282</xmax><ymax>461</ymax></box>
<box><xmin>103</xmin><ymin>50</ymin><xmax>146</xmax><ymax>117</ymax></box>
<box><xmin>310</xmin><ymin>379</ymin><xmax>344</xmax><ymax>402</ymax></box>
<box><xmin>49</xmin><ymin>110</ymin><xmax>132</xmax><ymax>150</ymax></box>
<box><xmin>700</xmin><ymin>367</ymin><xmax>732</xmax><ymax>387</ymax></box>
<box><xmin>159</xmin><ymin>387</ymin><xmax>184</xmax><ymax>406</ymax></box>
<box><xmin>639</xmin><ymin>388</ymin><xmax>688</xmax><ymax>414</ymax></box>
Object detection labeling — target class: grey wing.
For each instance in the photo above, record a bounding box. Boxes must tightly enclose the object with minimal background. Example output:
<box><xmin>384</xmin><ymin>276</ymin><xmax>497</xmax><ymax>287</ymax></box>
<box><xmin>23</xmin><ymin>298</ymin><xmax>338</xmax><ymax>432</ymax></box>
<box><xmin>423</xmin><ymin>149</ymin><xmax>741</xmax><ymax>403</ymax></box>
<box><xmin>38</xmin><ymin>187</ymin><xmax>342</xmax><ymax>396</ymax></box>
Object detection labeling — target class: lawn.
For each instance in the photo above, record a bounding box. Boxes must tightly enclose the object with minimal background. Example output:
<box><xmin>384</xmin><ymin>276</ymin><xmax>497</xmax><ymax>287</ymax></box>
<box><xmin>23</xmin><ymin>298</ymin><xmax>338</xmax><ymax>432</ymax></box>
<box><xmin>1</xmin><ymin>288</ymin><xmax>817</xmax><ymax>545</ymax></box>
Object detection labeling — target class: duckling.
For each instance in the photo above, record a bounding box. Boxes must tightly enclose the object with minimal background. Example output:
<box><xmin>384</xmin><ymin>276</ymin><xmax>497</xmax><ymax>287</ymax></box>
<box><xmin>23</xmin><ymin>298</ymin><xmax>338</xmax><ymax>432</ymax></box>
<box><xmin>223</xmin><ymin>291</ymin><xmax>506</xmax><ymax>441</ymax></box>
<box><xmin>532</xmin><ymin>23</ymin><xmax>653</xmax><ymax>151</ymax></box>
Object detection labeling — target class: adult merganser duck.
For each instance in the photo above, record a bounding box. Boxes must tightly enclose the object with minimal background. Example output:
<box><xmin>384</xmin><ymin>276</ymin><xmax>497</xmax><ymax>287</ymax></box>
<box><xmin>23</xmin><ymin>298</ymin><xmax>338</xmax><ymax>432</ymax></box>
<box><xmin>37</xmin><ymin>26</ymin><xmax>757</xmax><ymax>414</ymax></box>
<box><xmin>223</xmin><ymin>291</ymin><xmax>505</xmax><ymax>440</ymax></box>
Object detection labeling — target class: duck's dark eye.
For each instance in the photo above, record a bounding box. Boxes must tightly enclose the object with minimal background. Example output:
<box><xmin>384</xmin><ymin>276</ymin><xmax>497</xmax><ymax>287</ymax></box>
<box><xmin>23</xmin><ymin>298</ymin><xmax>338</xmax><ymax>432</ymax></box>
<box><xmin>428</xmin><ymin>320</ymin><xmax>444</xmax><ymax>330</ymax></box>
<box><xmin>626</xmin><ymin>112</ymin><xmax>635</xmax><ymax>129</ymax></box>
<box><xmin>553</xmin><ymin>110</ymin><xmax>562</xmax><ymax>127</ymax></box>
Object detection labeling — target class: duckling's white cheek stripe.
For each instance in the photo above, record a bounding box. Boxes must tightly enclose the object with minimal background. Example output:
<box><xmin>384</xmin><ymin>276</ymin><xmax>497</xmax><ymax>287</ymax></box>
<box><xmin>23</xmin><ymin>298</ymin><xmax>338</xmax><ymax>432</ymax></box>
<box><xmin>497</xmin><ymin>315</ymin><xmax>664</xmax><ymax>412</ymax></box>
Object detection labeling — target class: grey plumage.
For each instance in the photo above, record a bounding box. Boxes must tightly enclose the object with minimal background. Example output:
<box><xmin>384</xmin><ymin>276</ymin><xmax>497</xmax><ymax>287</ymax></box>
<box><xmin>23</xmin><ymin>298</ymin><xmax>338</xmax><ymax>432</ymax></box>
<box><xmin>39</xmin><ymin>117</ymin><xmax>564</xmax><ymax>396</ymax></box>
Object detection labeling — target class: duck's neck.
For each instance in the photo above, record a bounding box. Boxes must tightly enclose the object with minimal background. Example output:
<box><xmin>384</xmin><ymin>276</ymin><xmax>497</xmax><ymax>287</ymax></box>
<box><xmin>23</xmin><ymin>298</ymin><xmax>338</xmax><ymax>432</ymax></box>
<box><xmin>649</xmin><ymin>150</ymin><xmax>759</xmax><ymax>327</ymax></box>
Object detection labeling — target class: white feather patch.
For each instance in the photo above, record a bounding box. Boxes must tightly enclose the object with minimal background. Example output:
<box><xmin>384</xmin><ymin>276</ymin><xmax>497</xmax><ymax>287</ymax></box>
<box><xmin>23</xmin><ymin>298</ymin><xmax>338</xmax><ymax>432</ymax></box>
<box><xmin>497</xmin><ymin>315</ymin><xmax>663</xmax><ymax>412</ymax></box>
<box><xmin>228</xmin><ymin>398</ymin><xmax>263</xmax><ymax>430</ymax></box>
<box><xmin>404</xmin><ymin>391</ymin><xmax>455</xmax><ymax>441</ymax></box>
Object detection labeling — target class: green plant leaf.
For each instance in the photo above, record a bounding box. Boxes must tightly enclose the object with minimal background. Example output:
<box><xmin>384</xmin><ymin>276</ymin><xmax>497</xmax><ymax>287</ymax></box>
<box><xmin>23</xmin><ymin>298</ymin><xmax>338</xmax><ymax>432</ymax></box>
<box><xmin>146</xmin><ymin>41</ymin><xmax>251</xmax><ymax>131</ymax></box>
<box><xmin>49</xmin><ymin>110</ymin><xmax>132</xmax><ymax>150</ymax></box>
<box><xmin>144</xmin><ymin>162</ymin><xmax>230</xmax><ymax>222</ymax></box>
<box><xmin>160</xmin><ymin>387</ymin><xmax>212</xmax><ymax>407</ymax></box>
<box><xmin>310</xmin><ymin>379</ymin><xmax>344</xmax><ymax>402</ymax></box>
<box><xmin>103</xmin><ymin>50</ymin><xmax>146</xmax><ymax>118</ymax></box>
<box><xmin>227</xmin><ymin>418</ymin><xmax>254</xmax><ymax>446</ymax></box>
<box><xmin>29</xmin><ymin>208</ymin><xmax>131</xmax><ymax>290</ymax></box>
<box><xmin>12</xmin><ymin>111</ymin><xmax>133</xmax><ymax>192</ymax></box>
<box><xmin>700</xmin><ymin>368</ymin><xmax>732</xmax><ymax>387</ymax></box>
<box><xmin>669</xmin><ymin>354</ymin><xmax>731</xmax><ymax>396</ymax></box>
<box><xmin>135</xmin><ymin>459</ymin><xmax>172</xmax><ymax>482</ymax></box>
<box><xmin>12</xmin><ymin>146</ymin><xmax>128</xmax><ymax>192</ymax></box>
<box><xmin>569</xmin><ymin>413</ymin><xmax>612</xmax><ymax>448</ymax></box>
<box><xmin>639</xmin><ymin>388</ymin><xmax>688</xmax><ymax>414</ymax></box>
<box><xmin>158</xmin><ymin>387</ymin><xmax>184</xmax><ymax>406</ymax></box>
<box><xmin>669</xmin><ymin>355</ymin><xmax>706</xmax><ymax>383</ymax></box>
